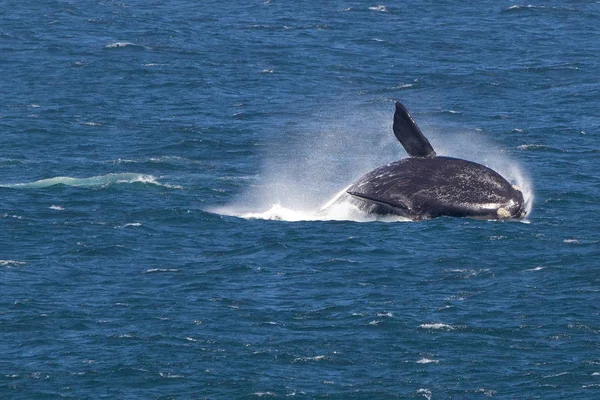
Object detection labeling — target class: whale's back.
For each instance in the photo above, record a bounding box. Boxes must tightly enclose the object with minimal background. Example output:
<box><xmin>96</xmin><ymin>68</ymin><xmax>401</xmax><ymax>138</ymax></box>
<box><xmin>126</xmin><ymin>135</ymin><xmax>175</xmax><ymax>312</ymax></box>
<box><xmin>347</xmin><ymin>156</ymin><xmax>523</xmax><ymax>220</ymax></box>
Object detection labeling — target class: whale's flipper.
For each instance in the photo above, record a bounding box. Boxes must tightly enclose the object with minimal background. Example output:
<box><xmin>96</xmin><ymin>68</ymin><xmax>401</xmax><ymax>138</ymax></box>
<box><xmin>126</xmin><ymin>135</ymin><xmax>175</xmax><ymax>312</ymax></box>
<box><xmin>393</xmin><ymin>102</ymin><xmax>436</xmax><ymax>158</ymax></box>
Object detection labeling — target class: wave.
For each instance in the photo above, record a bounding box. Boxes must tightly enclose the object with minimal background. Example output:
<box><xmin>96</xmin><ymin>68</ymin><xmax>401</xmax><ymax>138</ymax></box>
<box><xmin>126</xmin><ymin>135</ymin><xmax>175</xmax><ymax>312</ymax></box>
<box><xmin>0</xmin><ymin>173</ymin><xmax>181</xmax><ymax>189</ymax></box>
<box><xmin>109</xmin><ymin>156</ymin><xmax>200</xmax><ymax>166</ymax></box>
<box><xmin>104</xmin><ymin>41</ymin><xmax>148</xmax><ymax>50</ymax></box>
<box><xmin>419</xmin><ymin>323</ymin><xmax>456</xmax><ymax>331</ymax></box>
<box><xmin>502</xmin><ymin>5</ymin><xmax>577</xmax><ymax>13</ymax></box>
<box><xmin>0</xmin><ymin>260</ymin><xmax>26</xmax><ymax>268</ymax></box>
<box><xmin>517</xmin><ymin>143</ymin><xmax>562</xmax><ymax>153</ymax></box>
<box><xmin>0</xmin><ymin>158</ymin><xmax>28</xmax><ymax>165</ymax></box>
<box><xmin>416</xmin><ymin>358</ymin><xmax>440</xmax><ymax>364</ymax></box>
<box><xmin>369</xmin><ymin>5</ymin><xmax>388</xmax><ymax>12</ymax></box>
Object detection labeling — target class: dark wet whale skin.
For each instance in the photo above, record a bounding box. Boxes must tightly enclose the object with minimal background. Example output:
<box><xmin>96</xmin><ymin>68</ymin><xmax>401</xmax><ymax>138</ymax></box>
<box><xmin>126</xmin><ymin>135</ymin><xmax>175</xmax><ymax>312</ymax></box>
<box><xmin>345</xmin><ymin>102</ymin><xmax>526</xmax><ymax>220</ymax></box>
<box><xmin>347</xmin><ymin>156</ymin><xmax>525</xmax><ymax>220</ymax></box>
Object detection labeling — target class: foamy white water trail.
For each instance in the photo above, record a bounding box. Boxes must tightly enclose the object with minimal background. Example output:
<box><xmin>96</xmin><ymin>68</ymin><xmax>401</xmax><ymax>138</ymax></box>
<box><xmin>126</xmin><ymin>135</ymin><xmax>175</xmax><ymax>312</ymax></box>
<box><xmin>216</xmin><ymin>185</ymin><xmax>411</xmax><ymax>223</ymax></box>
<box><xmin>0</xmin><ymin>173</ymin><xmax>181</xmax><ymax>189</ymax></box>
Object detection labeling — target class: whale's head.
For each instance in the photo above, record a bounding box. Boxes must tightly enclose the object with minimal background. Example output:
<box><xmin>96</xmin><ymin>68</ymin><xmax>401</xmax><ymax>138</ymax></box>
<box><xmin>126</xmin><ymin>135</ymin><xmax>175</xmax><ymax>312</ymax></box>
<box><xmin>496</xmin><ymin>186</ymin><xmax>526</xmax><ymax>219</ymax></box>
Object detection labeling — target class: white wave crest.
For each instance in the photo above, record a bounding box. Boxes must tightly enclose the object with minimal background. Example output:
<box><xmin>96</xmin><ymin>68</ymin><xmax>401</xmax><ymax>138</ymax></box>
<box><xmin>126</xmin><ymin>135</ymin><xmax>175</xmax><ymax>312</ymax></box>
<box><xmin>417</xmin><ymin>358</ymin><xmax>440</xmax><ymax>364</ymax></box>
<box><xmin>419</xmin><ymin>323</ymin><xmax>455</xmax><ymax>330</ymax></box>
<box><xmin>369</xmin><ymin>5</ymin><xmax>388</xmax><ymax>12</ymax></box>
<box><xmin>0</xmin><ymin>260</ymin><xmax>26</xmax><ymax>267</ymax></box>
<box><xmin>104</xmin><ymin>41</ymin><xmax>147</xmax><ymax>50</ymax></box>
<box><xmin>1</xmin><ymin>173</ymin><xmax>181</xmax><ymax>189</ymax></box>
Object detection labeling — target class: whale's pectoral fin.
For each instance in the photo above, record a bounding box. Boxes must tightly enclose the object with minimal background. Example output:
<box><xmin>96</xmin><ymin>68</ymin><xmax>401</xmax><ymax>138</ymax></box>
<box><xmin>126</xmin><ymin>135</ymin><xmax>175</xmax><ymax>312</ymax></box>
<box><xmin>393</xmin><ymin>102</ymin><xmax>436</xmax><ymax>158</ymax></box>
<box><xmin>347</xmin><ymin>191</ymin><xmax>414</xmax><ymax>218</ymax></box>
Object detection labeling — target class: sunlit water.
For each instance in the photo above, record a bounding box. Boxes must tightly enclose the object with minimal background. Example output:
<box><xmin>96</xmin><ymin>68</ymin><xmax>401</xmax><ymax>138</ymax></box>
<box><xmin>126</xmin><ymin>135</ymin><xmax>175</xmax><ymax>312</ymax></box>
<box><xmin>1</xmin><ymin>1</ymin><xmax>599</xmax><ymax>399</ymax></box>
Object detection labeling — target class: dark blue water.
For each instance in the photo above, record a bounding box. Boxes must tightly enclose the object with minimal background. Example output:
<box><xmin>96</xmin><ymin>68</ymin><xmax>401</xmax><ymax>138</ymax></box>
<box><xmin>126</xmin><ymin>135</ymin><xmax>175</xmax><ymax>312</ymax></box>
<box><xmin>2</xmin><ymin>1</ymin><xmax>600</xmax><ymax>398</ymax></box>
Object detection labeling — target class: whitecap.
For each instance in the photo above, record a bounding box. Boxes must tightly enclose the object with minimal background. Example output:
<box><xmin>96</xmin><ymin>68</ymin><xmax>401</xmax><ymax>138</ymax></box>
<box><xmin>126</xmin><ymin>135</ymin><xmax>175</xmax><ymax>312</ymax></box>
<box><xmin>143</xmin><ymin>268</ymin><xmax>179</xmax><ymax>274</ymax></box>
<box><xmin>0</xmin><ymin>260</ymin><xmax>26</xmax><ymax>267</ymax></box>
<box><xmin>0</xmin><ymin>173</ymin><xmax>181</xmax><ymax>189</ymax></box>
<box><xmin>369</xmin><ymin>5</ymin><xmax>388</xmax><ymax>12</ymax></box>
<box><xmin>293</xmin><ymin>355</ymin><xmax>328</xmax><ymax>363</ymax></box>
<box><xmin>517</xmin><ymin>144</ymin><xmax>551</xmax><ymax>151</ymax></box>
<box><xmin>417</xmin><ymin>388</ymin><xmax>432</xmax><ymax>400</ymax></box>
<box><xmin>104</xmin><ymin>41</ymin><xmax>146</xmax><ymax>49</ymax></box>
<box><xmin>253</xmin><ymin>392</ymin><xmax>276</xmax><ymax>398</ymax></box>
<box><xmin>417</xmin><ymin>358</ymin><xmax>439</xmax><ymax>364</ymax></box>
<box><xmin>2</xmin><ymin>213</ymin><xmax>23</xmax><ymax>219</ymax></box>
<box><xmin>527</xmin><ymin>266</ymin><xmax>545</xmax><ymax>271</ymax></box>
<box><xmin>49</xmin><ymin>205</ymin><xmax>65</xmax><ymax>210</ymax></box>
<box><xmin>159</xmin><ymin>372</ymin><xmax>184</xmax><ymax>379</ymax></box>
<box><xmin>117</xmin><ymin>222</ymin><xmax>142</xmax><ymax>228</ymax></box>
<box><xmin>419</xmin><ymin>323</ymin><xmax>455</xmax><ymax>330</ymax></box>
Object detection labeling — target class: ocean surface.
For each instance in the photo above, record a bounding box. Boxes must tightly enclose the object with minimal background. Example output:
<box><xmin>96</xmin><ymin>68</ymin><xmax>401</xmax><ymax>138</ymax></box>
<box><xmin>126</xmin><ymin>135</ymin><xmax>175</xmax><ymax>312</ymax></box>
<box><xmin>1</xmin><ymin>1</ymin><xmax>599</xmax><ymax>398</ymax></box>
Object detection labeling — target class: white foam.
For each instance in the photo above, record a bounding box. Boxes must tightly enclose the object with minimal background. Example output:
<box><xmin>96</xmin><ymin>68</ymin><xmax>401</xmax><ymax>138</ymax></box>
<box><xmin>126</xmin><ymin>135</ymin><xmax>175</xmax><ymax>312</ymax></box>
<box><xmin>49</xmin><ymin>205</ymin><xmax>65</xmax><ymax>210</ymax></box>
<box><xmin>217</xmin><ymin>184</ymin><xmax>411</xmax><ymax>223</ymax></box>
<box><xmin>158</xmin><ymin>372</ymin><xmax>184</xmax><ymax>379</ymax></box>
<box><xmin>293</xmin><ymin>355</ymin><xmax>328</xmax><ymax>363</ymax></box>
<box><xmin>118</xmin><ymin>222</ymin><xmax>142</xmax><ymax>228</ymax></box>
<box><xmin>527</xmin><ymin>266</ymin><xmax>545</xmax><ymax>271</ymax></box>
<box><xmin>369</xmin><ymin>5</ymin><xmax>388</xmax><ymax>12</ymax></box>
<box><xmin>0</xmin><ymin>260</ymin><xmax>26</xmax><ymax>267</ymax></box>
<box><xmin>417</xmin><ymin>358</ymin><xmax>439</xmax><ymax>364</ymax></box>
<box><xmin>419</xmin><ymin>323</ymin><xmax>455</xmax><ymax>330</ymax></box>
<box><xmin>221</xmin><ymin>199</ymin><xmax>409</xmax><ymax>223</ymax></box>
<box><xmin>104</xmin><ymin>41</ymin><xmax>147</xmax><ymax>49</ymax></box>
<box><xmin>377</xmin><ymin>312</ymin><xmax>393</xmax><ymax>317</ymax></box>
<box><xmin>1</xmin><ymin>173</ymin><xmax>182</xmax><ymax>189</ymax></box>
<box><xmin>253</xmin><ymin>392</ymin><xmax>276</xmax><ymax>398</ymax></box>
<box><xmin>417</xmin><ymin>388</ymin><xmax>432</xmax><ymax>400</ymax></box>
<box><xmin>143</xmin><ymin>268</ymin><xmax>179</xmax><ymax>273</ymax></box>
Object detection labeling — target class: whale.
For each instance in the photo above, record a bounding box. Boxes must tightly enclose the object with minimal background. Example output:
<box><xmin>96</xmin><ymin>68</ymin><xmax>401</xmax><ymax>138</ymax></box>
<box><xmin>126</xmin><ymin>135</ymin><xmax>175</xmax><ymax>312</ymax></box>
<box><xmin>339</xmin><ymin>102</ymin><xmax>527</xmax><ymax>220</ymax></box>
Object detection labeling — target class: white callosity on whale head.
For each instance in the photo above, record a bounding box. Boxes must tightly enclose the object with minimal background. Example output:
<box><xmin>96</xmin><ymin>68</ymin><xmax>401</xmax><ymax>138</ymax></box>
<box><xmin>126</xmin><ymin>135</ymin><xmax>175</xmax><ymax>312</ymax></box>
<box><xmin>497</xmin><ymin>206</ymin><xmax>512</xmax><ymax>219</ymax></box>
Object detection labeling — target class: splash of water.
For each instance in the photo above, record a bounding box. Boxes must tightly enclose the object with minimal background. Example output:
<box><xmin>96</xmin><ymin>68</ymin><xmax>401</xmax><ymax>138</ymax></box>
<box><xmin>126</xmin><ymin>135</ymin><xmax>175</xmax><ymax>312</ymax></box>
<box><xmin>218</xmin><ymin>105</ymin><xmax>534</xmax><ymax>222</ymax></box>
<box><xmin>216</xmin><ymin>187</ymin><xmax>409</xmax><ymax>223</ymax></box>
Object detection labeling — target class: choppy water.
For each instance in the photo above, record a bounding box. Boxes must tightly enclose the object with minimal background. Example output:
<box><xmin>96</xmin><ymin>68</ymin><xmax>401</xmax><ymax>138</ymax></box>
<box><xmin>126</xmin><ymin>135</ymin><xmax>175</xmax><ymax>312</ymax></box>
<box><xmin>2</xmin><ymin>1</ymin><xmax>600</xmax><ymax>398</ymax></box>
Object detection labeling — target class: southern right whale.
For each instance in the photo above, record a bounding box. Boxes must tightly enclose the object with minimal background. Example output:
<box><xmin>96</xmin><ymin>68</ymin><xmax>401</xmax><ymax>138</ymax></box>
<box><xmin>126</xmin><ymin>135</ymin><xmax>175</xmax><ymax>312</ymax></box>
<box><xmin>339</xmin><ymin>102</ymin><xmax>527</xmax><ymax>220</ymax></box>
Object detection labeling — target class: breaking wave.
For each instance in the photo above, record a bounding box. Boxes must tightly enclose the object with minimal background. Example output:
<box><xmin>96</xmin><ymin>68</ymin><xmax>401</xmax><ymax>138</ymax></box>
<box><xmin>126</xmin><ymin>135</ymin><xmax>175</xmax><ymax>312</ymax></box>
<box><xmin>0</xmin><ymin>173</ymin><xmax>181</xmax><ymax>189</ymax></box>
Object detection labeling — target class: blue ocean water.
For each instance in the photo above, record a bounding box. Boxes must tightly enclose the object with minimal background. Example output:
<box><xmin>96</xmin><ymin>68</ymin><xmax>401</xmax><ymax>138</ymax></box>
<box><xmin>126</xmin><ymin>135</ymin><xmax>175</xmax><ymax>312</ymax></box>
<box><xmin>1</xmin><ymin>0</ymin><xmax>599</xmax><ymax>398</ymax></box>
